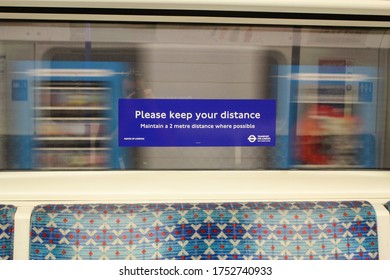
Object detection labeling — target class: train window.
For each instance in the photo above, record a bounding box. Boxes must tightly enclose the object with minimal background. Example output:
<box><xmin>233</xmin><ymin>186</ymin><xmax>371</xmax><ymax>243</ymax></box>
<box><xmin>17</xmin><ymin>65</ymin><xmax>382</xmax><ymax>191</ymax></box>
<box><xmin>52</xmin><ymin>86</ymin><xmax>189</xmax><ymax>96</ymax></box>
<box><xmin>0</xmin><ymin>22</ymin><xmax>389</xmax><ymax>170</ymax></box>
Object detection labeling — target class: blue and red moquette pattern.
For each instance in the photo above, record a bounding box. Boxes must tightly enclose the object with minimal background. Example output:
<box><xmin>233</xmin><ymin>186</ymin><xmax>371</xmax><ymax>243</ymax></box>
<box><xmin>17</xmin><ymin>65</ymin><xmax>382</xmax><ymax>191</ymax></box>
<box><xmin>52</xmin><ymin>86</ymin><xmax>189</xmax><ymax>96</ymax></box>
<box><xmin>0</xmin><ymin>205</ymin><xmax>16</xmax><ymax>260</ymax></box>
<box><xmin>29</xmin><ymin>201</ymin><xmax>378</xmax><ymax>260</ymax></box>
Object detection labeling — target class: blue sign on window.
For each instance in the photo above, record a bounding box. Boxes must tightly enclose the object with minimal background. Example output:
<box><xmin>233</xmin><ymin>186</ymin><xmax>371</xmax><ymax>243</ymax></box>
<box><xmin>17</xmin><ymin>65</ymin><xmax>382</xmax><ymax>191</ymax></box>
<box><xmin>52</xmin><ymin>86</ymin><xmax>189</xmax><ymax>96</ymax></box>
<box><xmin>12</xmin><ymin>80</ymin><xmax>28</xmax><ymax>101</ymax></box>
<box><xmin>359</xmin><ymin>82</ymin><xmax>373</xmax><ymax>102</ymax></box>
<box><xmin>119</xmin><ymin>99</ymin><xmax>276</xmax><ymax>147</ymax></box>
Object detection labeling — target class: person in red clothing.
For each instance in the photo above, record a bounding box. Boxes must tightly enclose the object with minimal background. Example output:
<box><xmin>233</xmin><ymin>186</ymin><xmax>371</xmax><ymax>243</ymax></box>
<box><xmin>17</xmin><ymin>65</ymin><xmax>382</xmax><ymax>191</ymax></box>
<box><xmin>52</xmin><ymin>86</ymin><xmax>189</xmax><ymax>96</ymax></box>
<box><xmin>295</xmin><ymin>105</ymin><xmax>360</xmax><ymax>166</ymax></box>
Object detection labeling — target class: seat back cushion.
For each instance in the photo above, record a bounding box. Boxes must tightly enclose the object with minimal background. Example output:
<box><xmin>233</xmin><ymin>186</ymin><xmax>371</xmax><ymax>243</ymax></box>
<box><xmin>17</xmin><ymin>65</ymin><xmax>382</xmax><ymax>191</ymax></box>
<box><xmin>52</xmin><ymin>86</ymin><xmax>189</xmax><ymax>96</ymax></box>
<box><xmin>29</xmin><ymin>201</ymin><xmax>378</xmax><ymax>260</ymax></box>
<box><xmin>0</xmin><ymin>205</ymin><xmax>16</xmax><ymax>260</ymax></box>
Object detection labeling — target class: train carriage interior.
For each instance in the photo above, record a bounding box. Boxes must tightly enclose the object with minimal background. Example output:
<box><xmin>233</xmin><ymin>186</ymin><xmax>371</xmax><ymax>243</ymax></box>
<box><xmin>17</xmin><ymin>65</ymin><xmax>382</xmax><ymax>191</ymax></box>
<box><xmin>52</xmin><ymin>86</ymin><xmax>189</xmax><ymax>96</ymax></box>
<box><xmin>1</xmin><ymin>0</ymin><xmax>390</xmax><ymax>260</ymax></box>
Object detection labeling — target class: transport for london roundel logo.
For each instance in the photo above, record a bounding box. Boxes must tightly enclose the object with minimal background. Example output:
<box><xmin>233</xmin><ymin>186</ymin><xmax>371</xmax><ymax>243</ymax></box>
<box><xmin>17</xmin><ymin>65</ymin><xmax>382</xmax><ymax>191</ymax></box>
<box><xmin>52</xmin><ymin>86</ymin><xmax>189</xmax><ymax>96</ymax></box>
<box><xmin>248</xmin><ymin>135</ymin><xmax>256</xmax><ymax>143</ymax></box>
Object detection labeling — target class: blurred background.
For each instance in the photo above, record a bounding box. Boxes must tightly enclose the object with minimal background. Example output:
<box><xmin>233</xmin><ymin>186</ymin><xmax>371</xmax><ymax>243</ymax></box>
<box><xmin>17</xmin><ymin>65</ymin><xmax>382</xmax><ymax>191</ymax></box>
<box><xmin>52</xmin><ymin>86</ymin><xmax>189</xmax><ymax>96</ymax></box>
<box><xmin>0</xmin><ymin>23</ymin><xmax>389</xmax><ymax>170</ymax></box>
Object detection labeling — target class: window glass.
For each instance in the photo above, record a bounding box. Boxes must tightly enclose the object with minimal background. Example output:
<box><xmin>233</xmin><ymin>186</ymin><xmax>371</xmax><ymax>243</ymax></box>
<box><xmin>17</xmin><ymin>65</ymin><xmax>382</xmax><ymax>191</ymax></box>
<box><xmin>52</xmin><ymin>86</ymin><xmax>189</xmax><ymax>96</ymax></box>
<box><xmin>0</xmin><ymin>22</ymin><xmax>389</xmax><ymax>170</ymax></box>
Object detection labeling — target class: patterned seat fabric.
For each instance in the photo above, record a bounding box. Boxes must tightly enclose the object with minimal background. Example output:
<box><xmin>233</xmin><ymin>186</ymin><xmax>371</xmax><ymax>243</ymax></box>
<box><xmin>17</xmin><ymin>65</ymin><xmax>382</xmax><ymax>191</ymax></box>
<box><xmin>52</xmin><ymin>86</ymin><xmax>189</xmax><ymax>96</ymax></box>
<box><xmin>0</xmin><ymin>205</ymin><xmax>16</xmax><ymax>260</ymax></box>
<box><xmin>30</xmin><ymin>201</ymin><xmax>379</xmax><ymax>260</ymax></box>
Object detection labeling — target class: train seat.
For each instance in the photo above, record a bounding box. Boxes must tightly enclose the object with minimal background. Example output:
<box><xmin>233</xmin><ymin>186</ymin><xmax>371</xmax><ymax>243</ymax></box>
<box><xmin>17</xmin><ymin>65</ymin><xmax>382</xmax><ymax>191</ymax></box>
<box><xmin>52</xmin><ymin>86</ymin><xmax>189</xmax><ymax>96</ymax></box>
<box><xmin>0</xmin><ymin>205</ymin><xmax>16</xmax><ymax>260</ymax></box>
<box><xmin>29</xmin><ymin>201</ymin><xmax>379</xmax><ymax>260</ymax></box>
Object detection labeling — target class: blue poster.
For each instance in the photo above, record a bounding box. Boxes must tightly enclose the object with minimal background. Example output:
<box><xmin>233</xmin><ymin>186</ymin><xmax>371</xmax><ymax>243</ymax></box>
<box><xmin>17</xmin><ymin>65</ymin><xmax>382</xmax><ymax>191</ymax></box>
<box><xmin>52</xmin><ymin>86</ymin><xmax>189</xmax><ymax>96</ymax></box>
<box><xmin>119</xmin><ymin>99</ymin><xmax>276</xmax><ymax>147</ymax></box>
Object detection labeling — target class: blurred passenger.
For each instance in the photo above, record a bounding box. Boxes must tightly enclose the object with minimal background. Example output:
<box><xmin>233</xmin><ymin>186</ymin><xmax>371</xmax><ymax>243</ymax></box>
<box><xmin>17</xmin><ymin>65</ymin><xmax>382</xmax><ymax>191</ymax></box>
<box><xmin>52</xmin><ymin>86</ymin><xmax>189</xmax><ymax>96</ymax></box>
<box><xmin>295</xmin><ymin>105</ymin><xmax>360</xmax><ymax>166</ymax></box>
<box><xmin>124</xmin><ymin>71</ymin><xmax>153</xmax><ymax>99</ymax></box>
